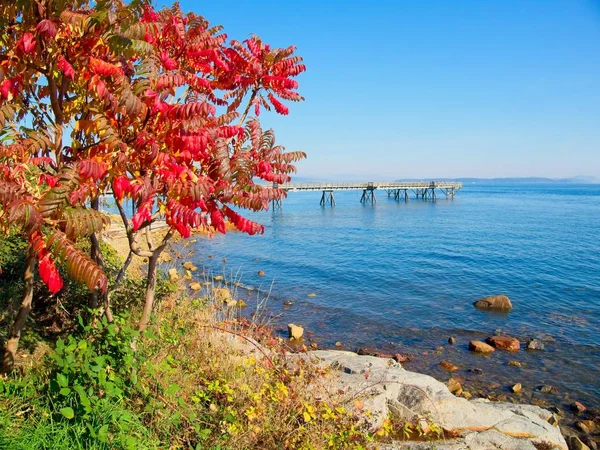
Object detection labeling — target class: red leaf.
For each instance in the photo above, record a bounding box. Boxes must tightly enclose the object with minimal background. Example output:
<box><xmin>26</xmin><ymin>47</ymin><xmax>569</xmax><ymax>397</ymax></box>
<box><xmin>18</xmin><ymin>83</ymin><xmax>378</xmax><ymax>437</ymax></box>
<box><xmin>57</xmin><ymin>56</ymin><xmax>75</xmax><ymax>80</ymax></box>
<box><xmin>36</xmin><ymin>20</ymin><xmax>57</xmax><ymax>39</ymax></box>
<box><xmin>267</xmin><ymin>93</ymin><xmax>289</xmax><ymax>115</ymax></box>
<box><xmin>159</xmin><ymin>51</ymin><xmax>178</xmax><ymax>70</ymax></box>
<box><xmin>17</xmin><ymin>33</ymin><xmax>36</xmax><ymax>54</ymax></box>
<box><xmin>113</xmin><ymin>176</ymin><xmax>131</xmax><ymax>202</ymax></box>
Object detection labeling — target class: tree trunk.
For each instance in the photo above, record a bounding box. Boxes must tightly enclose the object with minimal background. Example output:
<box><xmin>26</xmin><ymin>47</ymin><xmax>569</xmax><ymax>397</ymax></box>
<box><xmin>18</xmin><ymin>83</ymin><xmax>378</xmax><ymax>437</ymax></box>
<box><xmin>138</xmin><ymin>252</ymin><xmax>159</xmax><ymax>332</ymax></box>
<box><xmin>2</xmin><ymin>246</ymin><xmax>36</xmax><ymax>372</ymax></box>
<box><xmin>89</xmin><ymin>197</ymin><xmax>104</xmax><ymax>310</ymax></box>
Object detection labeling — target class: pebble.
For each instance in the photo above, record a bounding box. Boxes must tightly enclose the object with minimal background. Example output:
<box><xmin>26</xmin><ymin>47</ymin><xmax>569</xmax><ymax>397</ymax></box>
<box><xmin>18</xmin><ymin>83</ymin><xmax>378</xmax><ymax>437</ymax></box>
<box><xmin>508</xmin><ymin>360</ymin><xmax>522</xmax><ymax>367</ymax></box>
<box><xmin>183</xmin><ymin>261</ymin><xmax>198</xmax><ymax>271</ymax></box>
<box><xmin>189</xmin><ymin>282</ymin><xmax>202</xmax><ymax>291</ymax></box>
<box><xmin>257</xmin><ymin>270</ymin><xmax>265</xmax><ymax>277</ymax></box>
<box><xmin>283</xmin><ymin>301</ymin><xmax>293</xmax><ymax>306</ymax></box>
<box><xmin>335</xmin><ymin>341</ymin><xmax>342</xmax><ymax>347</ymax></box>
<box><xmin>512</xmin><ymin>383</ymin><xmax>522</xmax><ymax>393</ymax></box>
<box><xmin>307</xmin><ymin>293</ymin><xmax>317</xmax><ymax>297</ymax></box>
<box><xmin>537</xmin><ymin>385</ymin><xmax>558</xmax><ymax>394</ymax></box>
<box><xmin>448</xmin><ymin>336</ymin><xmax>456</xmax><ymax>345</ymax></box>
<box><xmin>468</xmin><ymin>368</ymin><xmax>483</xmax><ymax>375</ymax></box>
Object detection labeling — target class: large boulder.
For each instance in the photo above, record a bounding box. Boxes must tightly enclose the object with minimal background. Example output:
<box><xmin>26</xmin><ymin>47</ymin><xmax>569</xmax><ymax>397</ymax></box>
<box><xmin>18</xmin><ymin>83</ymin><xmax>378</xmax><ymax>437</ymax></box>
<box><xmin>474</xmin><ymin>295</ymin><xmax>512</xmax><ymax>312</ymax></box>
<box><xmin>303</xmin><ymin>350</ymin><xmax>567</xmax><ymax>450</ymax></box>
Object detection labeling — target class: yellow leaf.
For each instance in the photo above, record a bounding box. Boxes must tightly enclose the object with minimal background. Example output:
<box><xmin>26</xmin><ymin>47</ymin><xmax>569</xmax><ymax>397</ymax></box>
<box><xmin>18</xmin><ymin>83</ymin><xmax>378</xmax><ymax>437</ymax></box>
<box><xmin>302</xmin><ymin>411</ymin><xmax>311</xmax><ymax>423</ymax></box>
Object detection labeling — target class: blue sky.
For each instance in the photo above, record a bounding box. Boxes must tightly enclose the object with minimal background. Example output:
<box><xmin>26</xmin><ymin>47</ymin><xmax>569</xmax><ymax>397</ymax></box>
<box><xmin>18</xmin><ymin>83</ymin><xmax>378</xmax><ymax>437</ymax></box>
<box><xmin>161</xmin><ymin>0</ymin><xmax>600</xmax><ymax>180</ymax></box>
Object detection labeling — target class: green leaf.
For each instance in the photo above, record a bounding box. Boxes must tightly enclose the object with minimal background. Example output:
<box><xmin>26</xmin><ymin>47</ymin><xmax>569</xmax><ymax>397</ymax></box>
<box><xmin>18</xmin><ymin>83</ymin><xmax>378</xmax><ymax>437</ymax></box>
<box><xmin>57</xmin><ymin>373</ymin><xmax>68</xmax><ymax>387</ymax></box>
<box><xmin>60</xmin><ymin>407</ymin><xmax>75</xmax><ymax>419</ymax></box>
<box><xmin>165</xmin><ymin>383</ymin><xmax>180</xmax><ymax>396</ymax></box>
<box><xmin>98</xmin><ymin>424</ymin><xmax>109</xmax><ymax>443</ymax></box>
<box><xmin>59</xmin><ymin>387</ymin><xmax>71</xmax><ymax>396</ymax></box>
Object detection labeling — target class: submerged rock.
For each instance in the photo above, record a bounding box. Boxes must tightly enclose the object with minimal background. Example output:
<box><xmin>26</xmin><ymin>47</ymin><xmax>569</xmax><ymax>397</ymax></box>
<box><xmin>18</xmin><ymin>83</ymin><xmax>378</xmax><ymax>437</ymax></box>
<box><xmin>571</xmin><ymin>401</ymin><xmax>587</xmax><ymax>413</ymax></box>
<box><xmin>448</xmin><ymin>336</ymin><xmax>457</xmax><ymax>345</ymax></box>
<box><xmin>508</xmin><ymin>360</ymin><xmax>523</xmax><ymax>367</ymax></box>
<box><xmin>512</xmin><ymin>383</ymin><xmax>522</xmax><ymax>393</ymax></box>
<box><xmin>469</xmin><ymin>340</ymin><xmax>495</xmax><ymax>353</ymax></box>
<box><xmin>473</xmin><ymin>295</ymin><xmax>513</xmax><ymax>312</ymax></box>
<box><xmin>440</xmin><ymin>360</ymin><xmax>459</xmax><ymax>372</ymax></box>
<box><xmin>447</xmin><ymin>378</ymin><xmax>462</xmax><ymax>394</ymax></box>
<box><xmin>527</xmin><ymin>339</ymin><xmax>545</xmax><ymax>351</ymax></box>
<box><xmin>486</xmin><ymin>335</ymin><xmax>521</xmax><ymax>352</ymax></box>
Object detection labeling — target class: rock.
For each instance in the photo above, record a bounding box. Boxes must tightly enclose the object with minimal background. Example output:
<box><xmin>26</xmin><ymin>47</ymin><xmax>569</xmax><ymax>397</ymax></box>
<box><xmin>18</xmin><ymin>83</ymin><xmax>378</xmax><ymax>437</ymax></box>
<box><xmin>581</xmin><ymin>436</ymin><xmax>598</xmax><ymax>450</ymax></box>
<box><xmin>537</xmin><ymin>385</ymin><xmax>558</xmax><ymax>394</ymax></box>
<box><xmin>213</xmin><ymin>275</ymin><xmax>223</xmax><ymax>281</ymax></box>
<box><xmin>527</xmin><ymin>339</ymin><xmax>545</xmax><ymax>351</ymax></box>
<box><xmin>257</xmin><ymin>270</ymin><xmax>265</xmax><ymax>277</ymax></box>
<box><xmin>183</xmin><ymin>261</ymin><xmax>198</xmax><ymax>271</ymax></box>
<box><xmin>212</xmin><ymin>287</ymin><xmax>232</xmax><ymax>303</ymax></box>
<box><xmin>469</xmin><ymin>340</ymin><xmax>495</xmax><ymax>353</ymax></box>
<box><xmin>468</xmin><ymin>368</ymin><xmax>483</xmax><ymax>375</ymax></box>
<box><xmin>189</xmin><ymin>282</ymin><xmax>202</xmax><ymax>291</ymax></box>
<box><xmin>440</xmin><ymin>360</ymin><xmax>459</xmax><ymax>372</ymax></box>
<box><xmin>447</xmin><ymin>378</ymin><xmax>462</xmax><ymax>394</ymax></box>
<box><xmin>549</xmin><ymin>406</ymin><xmax>562</xmax><ymax>415</ymax></box>
<box><xmin>448</xmin><ymin>336</ymin><xmax>456</xmax><ymax>345</ymax></box>
<box><xmin>283</xmin><ymin>301</ymin><xmax>293</xmax><ymax>306</ymax></box>
<box><xmin>566</xmin><ymin>436</ymin><xmax>591</xmax><ymax>450</ymax></box>
<box><xmin>184</xmin><ymin>270</ymin><xmax>192</xmax><ymax>280</ymax></box>
<box><xmin>571</xmin><ymin>401</ymin><xmax>587</xmax><ymax>413</ymax></box>
<box><xmin>486</xmin><ymin>336</ymin><xmax>521</xmax><ymax>352</ymax></box>
<box><xmin>473</xmin><ymin>294</ymin><xmax>512</xmax><ymax>312</ymax></box>
<box><xmin>356</xmin><ymin>348</ymin><xmax>394</xmax><ymax>359</ymax></box>
<box><xmin>335</xmin><ymin>341</ymin><xmax>342</xmax><ymax>347</ymax></box>
<box><xmin>548</xmin><ymin>415</ymin><xmax>559</xmax><ymax>426</ymax></box>
<box><xmin>288</xmin><ymin>323</ymin><xmax>304</xmax><ymax>340</ymax></box>
<box><xmin>462</xmin><ymin>391</ymin><xmax>472</xmax><ymax>400</ymax></box>
<box><xmin>236</xmin><ymin>299</ymin><xmax>247</xmax><ymax>308</ymax></box>
<box><xmin>168</xmin><ymin>268</ymin><xmax>179</xmax><ymax>281</ymax></box>
<box><xmin>512</xmin><ymin>383</ymin><xmax>522</xmax><ymax>393</ymax></box>
<box><xmin>307</xmin><ymin>293</ymin><xmax>317</xmax><ymax>297</ymax></box>
<box><xmin>576</xmin><ymin>420</ymin><xmax>595</xmax><ymax>433</ymax></box>
<box><xmin>161</xmin><ymin>252</ymin><xmax>173</xmax><ymax>262</ymax></box>
<box><xmin>508</xmin><ymin>360</ymin><xmax>523</xmax><ymax>367</ymax></box>
<box><xmin>393</xmin><ymin>353</ymin><xmax>413</xmax><ymax>364</ymax></box>
<box><xmin>305</xmin><ymin>350</ymin><xmax>568</xmax><ymax>449</ymax></box>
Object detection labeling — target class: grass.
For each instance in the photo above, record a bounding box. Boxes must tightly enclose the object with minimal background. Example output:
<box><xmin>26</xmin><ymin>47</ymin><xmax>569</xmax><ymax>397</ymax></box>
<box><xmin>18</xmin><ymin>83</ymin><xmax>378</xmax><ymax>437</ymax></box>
<box><xmin>0</xmin><ymin>232</ymin><xmax>383</xmax><ymax>449</ymax></box>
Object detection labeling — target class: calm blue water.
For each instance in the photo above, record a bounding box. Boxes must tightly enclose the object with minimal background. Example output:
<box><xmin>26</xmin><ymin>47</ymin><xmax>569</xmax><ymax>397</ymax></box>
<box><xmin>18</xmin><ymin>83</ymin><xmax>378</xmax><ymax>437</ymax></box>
<box><xmin>186</xmin><ymin>183</ymin><xmax>600</xmax><ymax>406</ymax></box>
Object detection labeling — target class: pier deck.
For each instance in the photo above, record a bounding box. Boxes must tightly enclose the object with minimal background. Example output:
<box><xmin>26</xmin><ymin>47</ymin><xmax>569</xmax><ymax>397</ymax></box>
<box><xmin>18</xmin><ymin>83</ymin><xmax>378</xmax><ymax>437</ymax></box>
<box><xmin>271</xmin><ymin>181</ymin><xmax>462</xmax><ymax>207</ymax></box>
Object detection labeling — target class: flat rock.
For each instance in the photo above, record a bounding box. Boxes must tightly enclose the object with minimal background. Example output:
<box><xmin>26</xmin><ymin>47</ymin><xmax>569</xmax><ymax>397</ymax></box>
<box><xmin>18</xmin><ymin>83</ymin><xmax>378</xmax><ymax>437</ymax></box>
<box><xmin>469</xmin><ymin>340</ymin><xmax>495</xmax><ymax>353</ymax></box>
<box><xmin>486</xmin><ymin>335</ymin><xmax>521</xmax><ymax>352</ymax></box>
<box><xmin>303</xmin><ymin>350</ymin><xmax>567</xmax><ymax>450</ymax></box>
<box><xmin>474</xmin><ymin>295</ymin><xmax>513</xmax><ymax>312</ymax></box>
<box><xmin>571</xmin><ymin>401</ymin><xmax>587</xmax><ymax>413</ymax></box>
<box><xmin>566</xmin><ymin>436</ymin><xmax>591</xmax><ymax>450</ymax></box>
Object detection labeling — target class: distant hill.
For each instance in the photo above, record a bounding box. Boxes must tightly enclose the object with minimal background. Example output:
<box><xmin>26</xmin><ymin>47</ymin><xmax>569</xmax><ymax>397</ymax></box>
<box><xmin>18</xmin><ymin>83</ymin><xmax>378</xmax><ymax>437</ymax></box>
<box><xmin>454</xmin><ymin>176</ymin><xmax>599</xmax><ymax>184</ymax></box>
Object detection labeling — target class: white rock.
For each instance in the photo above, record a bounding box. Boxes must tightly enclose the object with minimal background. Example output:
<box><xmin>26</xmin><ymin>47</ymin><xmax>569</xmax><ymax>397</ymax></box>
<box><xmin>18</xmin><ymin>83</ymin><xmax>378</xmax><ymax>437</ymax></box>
<box><xmin>303</xmin><ymin>350</ymin><xmax>567</xmax><ymax>450</ymax></box>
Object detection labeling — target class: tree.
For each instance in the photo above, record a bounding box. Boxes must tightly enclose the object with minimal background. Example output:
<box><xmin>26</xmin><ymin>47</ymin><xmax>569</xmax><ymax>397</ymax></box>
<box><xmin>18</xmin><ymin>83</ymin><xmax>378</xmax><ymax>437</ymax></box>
<box><xmin>103</xmin><ymin>4</ymin><xmax>306</xmax><ymax>330</ymax></box>
<box><xmin>0</xmin><ymin>0</ymin><xmax>151</xmax><ymax>370</ymax></box>
<box><xmin>0</xmin><ymin>0</ymin><xmax>306</xmax><ymax>368</ymax></box>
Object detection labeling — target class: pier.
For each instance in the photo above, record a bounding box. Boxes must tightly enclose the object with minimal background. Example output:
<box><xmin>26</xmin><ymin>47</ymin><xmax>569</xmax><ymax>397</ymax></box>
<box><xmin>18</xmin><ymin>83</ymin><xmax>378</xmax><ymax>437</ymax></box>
<box><xmin>272</xmin><ymin>181</ymin><xmax>463</xmax><ymax>208</ymax></box>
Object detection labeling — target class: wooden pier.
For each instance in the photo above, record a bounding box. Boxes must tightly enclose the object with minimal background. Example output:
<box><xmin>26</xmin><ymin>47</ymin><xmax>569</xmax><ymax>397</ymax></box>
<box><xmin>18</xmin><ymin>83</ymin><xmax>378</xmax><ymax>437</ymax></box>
<box><xmin>271</xmin><ymin>181</ymin><xmax>462</xmax><ymax>208</ymax></box>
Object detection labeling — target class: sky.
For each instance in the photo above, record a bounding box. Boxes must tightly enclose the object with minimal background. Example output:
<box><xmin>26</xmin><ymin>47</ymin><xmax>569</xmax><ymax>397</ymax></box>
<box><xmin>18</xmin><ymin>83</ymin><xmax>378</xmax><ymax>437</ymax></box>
<box><xmin>159</xmin><ymin>0</ymin><xmax>600</xmax><ymax>180</ymax></box>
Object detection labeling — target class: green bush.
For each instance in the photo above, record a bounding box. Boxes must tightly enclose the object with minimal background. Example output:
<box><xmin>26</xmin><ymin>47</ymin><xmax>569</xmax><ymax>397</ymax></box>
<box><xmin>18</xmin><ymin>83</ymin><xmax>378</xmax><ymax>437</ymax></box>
<box><xmin>0</xmin><ymin>314</ymin><xmax>159</xmax><ymax>450</ymax></box>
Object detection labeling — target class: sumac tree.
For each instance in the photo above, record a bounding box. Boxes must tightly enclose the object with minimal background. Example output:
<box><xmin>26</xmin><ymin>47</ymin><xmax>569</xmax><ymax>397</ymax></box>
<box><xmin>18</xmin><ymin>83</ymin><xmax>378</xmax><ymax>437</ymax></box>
<box><xmin>0</xmin><ymin>0</ymin><xmax>306</xmax><ymax>367</ymax></box>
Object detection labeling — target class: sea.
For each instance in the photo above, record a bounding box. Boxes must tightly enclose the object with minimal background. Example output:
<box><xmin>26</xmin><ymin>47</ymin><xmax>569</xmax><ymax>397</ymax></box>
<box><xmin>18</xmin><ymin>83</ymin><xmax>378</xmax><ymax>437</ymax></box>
<box><xmin>180</xmin><ymin>182</ymin><xmax>600</xmax><ymax>413</ymax></box>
